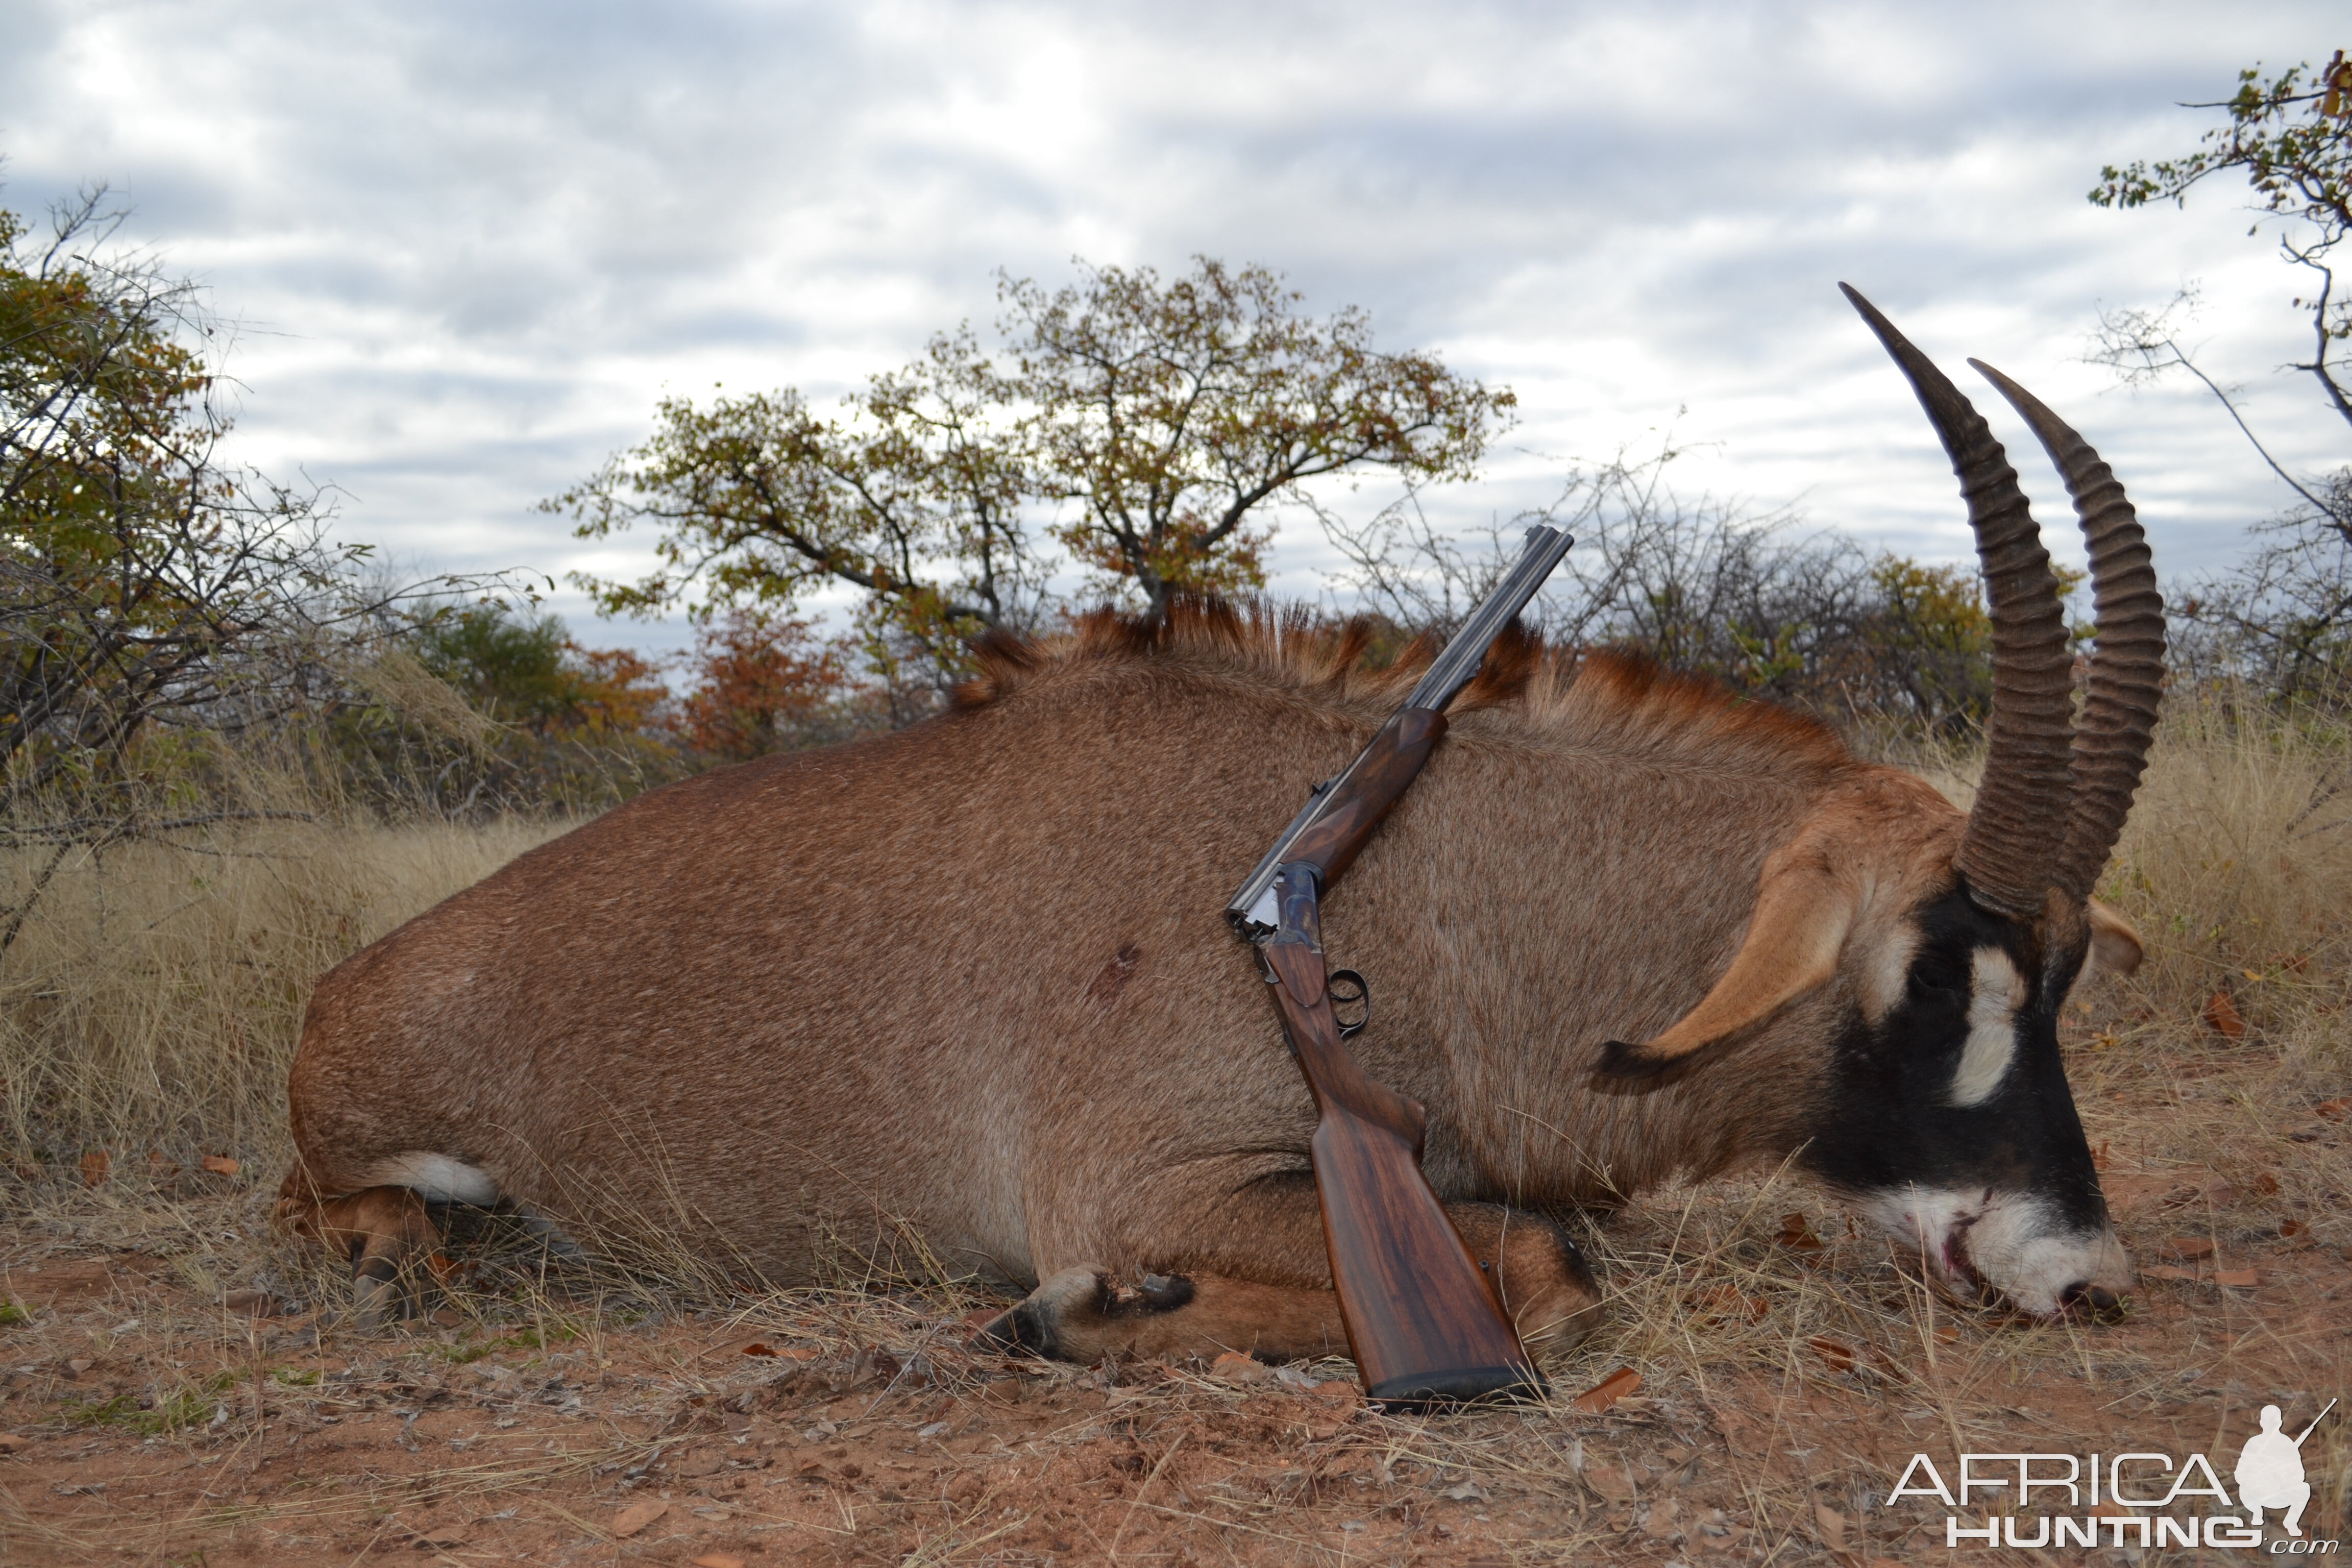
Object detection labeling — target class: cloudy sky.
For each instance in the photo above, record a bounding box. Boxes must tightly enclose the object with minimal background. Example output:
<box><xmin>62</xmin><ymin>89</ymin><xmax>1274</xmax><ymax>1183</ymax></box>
<box><xmin>4</xmin><ymin>1</ymin><xmax>2341</xmax><ymax>654</ymax></box>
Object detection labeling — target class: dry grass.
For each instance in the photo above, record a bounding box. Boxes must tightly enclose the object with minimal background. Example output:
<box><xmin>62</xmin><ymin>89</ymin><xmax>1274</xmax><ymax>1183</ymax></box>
<box><xmin>0</xmin><ymin>690</ymin><xmax>2346</xmax><ymax>1562</ymax></box>
<box><xmin>0</xmin><ymin>813</ymin><xmax>566</xmax><ymax>1170</ymax></box>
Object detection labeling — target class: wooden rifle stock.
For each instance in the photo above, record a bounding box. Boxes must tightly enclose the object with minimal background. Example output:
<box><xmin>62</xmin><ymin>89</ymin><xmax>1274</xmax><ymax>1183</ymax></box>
<box><xmin>1257</xmin><ymin>713</ymin><xmax>1541</xmax><ymax>1408</ymax></box>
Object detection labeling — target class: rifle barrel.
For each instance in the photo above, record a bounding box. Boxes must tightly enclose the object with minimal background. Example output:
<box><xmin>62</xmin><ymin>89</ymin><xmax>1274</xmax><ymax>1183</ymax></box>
<box><xmin>1224</xmin><ymin>525</ymin><xmax>1573</xmax><ymax>932</ymax></box>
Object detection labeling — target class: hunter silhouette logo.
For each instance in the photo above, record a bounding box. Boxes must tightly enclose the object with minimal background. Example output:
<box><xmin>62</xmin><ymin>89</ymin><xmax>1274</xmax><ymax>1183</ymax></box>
<box><xmin>1891</xmin><ymin>1398</ymin><xmax>2340</xmax><ymax>1551</ymax></box>
<box><xmin>2239</xmin><ymin>1400</ymin><xmax>2336</xmax><ymax>1538</ymax></box>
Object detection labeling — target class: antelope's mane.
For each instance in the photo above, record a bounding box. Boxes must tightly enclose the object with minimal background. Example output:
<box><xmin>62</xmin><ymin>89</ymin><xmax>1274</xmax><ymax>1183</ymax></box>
<box><xmin>956</xmin><ymin>595</ymin><xmax>1854</xmax><ymax>779</ymax></box>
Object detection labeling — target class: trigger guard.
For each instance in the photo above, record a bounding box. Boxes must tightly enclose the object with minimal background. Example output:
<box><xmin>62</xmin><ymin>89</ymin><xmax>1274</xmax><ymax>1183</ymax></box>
<box><xmin>1328</xmin><ymin>968</ymin><xmax>1370</xmax><ymax>1040</ymax></box>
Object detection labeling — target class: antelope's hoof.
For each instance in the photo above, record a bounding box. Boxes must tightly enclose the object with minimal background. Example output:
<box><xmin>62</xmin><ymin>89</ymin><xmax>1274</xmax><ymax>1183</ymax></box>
<box><xmin>353</xmin><ymin>1258</ymin><xmax>416</xmax><ymax>1333</ymax></box>
<box><xmin>967</xmin><ymin>1266</ymin><xmax>1196</xmax><ymax>1360</ymax></box>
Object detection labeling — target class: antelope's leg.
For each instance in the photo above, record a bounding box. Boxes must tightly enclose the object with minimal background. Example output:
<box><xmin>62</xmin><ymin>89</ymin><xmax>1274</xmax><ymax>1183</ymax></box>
<box><xmin>971</xmin><ymin>1190</ymin><xmax>1602</xmax><ymax>1366</ymax></box>
<box><xmin>274</xmin><ymin>1173</ymin><xmax>442</xmax><ymax>1330</ymax></box>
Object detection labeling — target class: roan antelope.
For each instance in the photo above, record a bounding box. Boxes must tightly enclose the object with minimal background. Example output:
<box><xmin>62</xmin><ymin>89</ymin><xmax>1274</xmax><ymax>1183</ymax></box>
<box><xmin>279</xmin><ymin>290</ymin><xmax>2161</xmax><ymax>1364</ymax></box>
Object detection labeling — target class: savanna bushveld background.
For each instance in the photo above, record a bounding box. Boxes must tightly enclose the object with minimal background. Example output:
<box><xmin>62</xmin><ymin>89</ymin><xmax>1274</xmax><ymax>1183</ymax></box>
<box><xmin>1</xmin><ymin>33</ymin><xmax>2349</xmax><ymax>1568</ymax></box>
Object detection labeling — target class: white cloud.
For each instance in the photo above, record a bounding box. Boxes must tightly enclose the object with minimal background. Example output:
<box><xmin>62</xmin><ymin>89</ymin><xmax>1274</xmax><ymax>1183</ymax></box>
<box><xmin>3</xmin><ymin>0</ymin><xmax>2340</xmax><ymax>652</ymax></box>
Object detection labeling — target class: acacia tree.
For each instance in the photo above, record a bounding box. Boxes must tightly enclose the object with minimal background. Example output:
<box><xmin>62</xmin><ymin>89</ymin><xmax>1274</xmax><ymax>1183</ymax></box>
<box><xmin>1001</xmin><ymin>261</ymin><xmax>1511</xmax><ymax>614</ymax></box>
<box><xmin>0</xmin><ymin>187</ymin><xmax>417</xmax><ymax>811</ymax></box>
<box><xmin>555</xmin><ymin>258</ymin><xmax>1512</xmax><ymax>693</ymax></box>
<box><xmin>2092</xmin><ymin>52</ymin><xmax>2352</xmax><ymax>702</ymax></box>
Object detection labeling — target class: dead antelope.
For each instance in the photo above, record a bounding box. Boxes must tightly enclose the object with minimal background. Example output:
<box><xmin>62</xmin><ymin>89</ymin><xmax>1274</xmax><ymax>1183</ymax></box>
<box><xmin>279</xmin><ymin>289</ymin><xmax>2160</xmax><ymax>1364</ymax></box>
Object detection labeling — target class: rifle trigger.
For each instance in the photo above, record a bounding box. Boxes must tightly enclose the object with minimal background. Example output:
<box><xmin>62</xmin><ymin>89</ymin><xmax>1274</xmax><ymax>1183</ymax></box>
<box><xmin>1328</xmin><ymin>968</ymin><xmax>1370</xmax><ymax>1040</ymax></box>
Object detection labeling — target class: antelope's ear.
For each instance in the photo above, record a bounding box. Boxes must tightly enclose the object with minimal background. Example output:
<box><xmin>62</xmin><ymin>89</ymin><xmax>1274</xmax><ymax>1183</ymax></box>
<box><xmin>2086</xmin><ymin>897</ymin><xmax>2142</xmax><ymax>975</ymax></box>
<box><xmin>1595</xmin><ymin>850</ymin><xmax>1857</xmax><ymax>1079</ymax></box>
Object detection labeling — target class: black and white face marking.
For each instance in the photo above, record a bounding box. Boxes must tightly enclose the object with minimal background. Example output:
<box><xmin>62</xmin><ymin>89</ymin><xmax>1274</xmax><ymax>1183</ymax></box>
<box><xmin>1801</xmin><ymin>883</ymin><xmax>2130</xmax><ymax>1318</ymax></box>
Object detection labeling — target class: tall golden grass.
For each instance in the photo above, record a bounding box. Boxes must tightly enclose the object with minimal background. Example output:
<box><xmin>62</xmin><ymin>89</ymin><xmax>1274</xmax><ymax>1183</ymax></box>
<box><xmin>0</xmin><ymin>809</ymin><xmax>564</xmax><ymax>1169</ymax></box>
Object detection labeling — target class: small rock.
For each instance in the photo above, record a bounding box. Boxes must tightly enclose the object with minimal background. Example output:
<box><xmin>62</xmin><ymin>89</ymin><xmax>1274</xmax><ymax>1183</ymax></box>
<box><xmin>693</xmin><ymin>1556</ymin><xmax>746</xmax><ymax>1568</ymax></box>
<box><xmin>1444</xmin><ymin>1481</ymin><xmax>1488</xmax><ymax>1502</ymax></box>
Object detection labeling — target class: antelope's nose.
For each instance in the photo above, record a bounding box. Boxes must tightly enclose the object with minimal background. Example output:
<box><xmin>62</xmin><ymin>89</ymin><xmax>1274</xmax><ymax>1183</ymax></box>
<box><xmin>2060</xmin><ymin>1282</ymin><xmax>2124</xmax><ymax>1320</ymax></box>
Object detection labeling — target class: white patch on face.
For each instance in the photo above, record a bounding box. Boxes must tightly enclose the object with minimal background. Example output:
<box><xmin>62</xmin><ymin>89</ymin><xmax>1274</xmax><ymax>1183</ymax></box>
<box><xmin>1857</xmin><ymin>922</ymin><xmax>1919</xmax><ymax>1025</ymax></box>
<box><xmin>1948</xmin><ymin>947</ymin><xmax>2026</xmax><ymax>1107</ymax></box>
<box><xmin>1860</xmin><ymin>1185</ymin><xmax>2133</xmax><ymax>1318</ymax></box>
<box><xmin>359</xmin><ymin>1151</ymin><xmax>499</xmax><ymax>1206</ymax></box>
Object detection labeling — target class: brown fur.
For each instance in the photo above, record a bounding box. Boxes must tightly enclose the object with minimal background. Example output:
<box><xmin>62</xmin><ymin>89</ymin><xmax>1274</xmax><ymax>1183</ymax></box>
<box><xmin>279</xmin><ymin>601</ymin><xmax>1959</xmax><ymax>1355</ymax></box>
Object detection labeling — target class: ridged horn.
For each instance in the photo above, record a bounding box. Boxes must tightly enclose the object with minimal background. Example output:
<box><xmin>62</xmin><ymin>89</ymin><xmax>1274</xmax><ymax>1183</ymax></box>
<box><xmin>1840</xmin><ymin>284</ymin><xmax>2075</xmax><ymax>918</ymax></box>
<box><xmin>1968</xmin><ymin>360</ymin><xmax>2166</xmax><ymax>903</ymax></box>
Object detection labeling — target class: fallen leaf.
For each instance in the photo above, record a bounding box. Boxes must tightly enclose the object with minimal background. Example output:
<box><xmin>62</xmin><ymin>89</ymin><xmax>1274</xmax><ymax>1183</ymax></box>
<box><xmin>2281</xmin><ymin>1219</ymin><xmax>2305</xmax><ymax>1238</ymax></box>
<box><xmin>78</xmin><ymin>1149</ymin><xmax>109</xmax><ymax>1188</ymax></box>
<box><xmin>1815</xmin><ymin>1502</ymin><xmax>1849</xmax><ymax>1548</ymax></box>
<box><xmin>2141</xmin><ymin>1264</ymin><xmax>2201</xmax><ymax>1282</ymax></box>
<box><xmin>65</xmin><ymin>1358</ymin><xmax>92</xmax><ymax>1375</ymax></box>
<box><xmin>1444</xmin><ymin>1481</ymin><xmax>1488</xmax><ymax>1502</ymax></box>
<box><xmin>428</xmin><ymin>1307</ymin><xmax>463</xmax><ymax>1329</ymax></box>
<box><xmin>199</xmin><ymin>1154</ymin><xmax>239</xmax><ymax>1176</ymax></box>
<box><xmin>0</xmin><ymin>1433</ymin><xmax>29</xmax><ymax>1453</ymax></box>
<box><xmin>221</xmin><ymin>1290</ymin><xmax>277</xmax><ymax>1318</ymax></box>
<box><xmin>2213</xmin><ymin>1268</ymin><xmax>2260</xmax><ymax>1288</ymax></box>
<box><xmin>2319</xmin><ymin>1098</ymin><xmax>2350</xmax><ymax>1122</ymax></box>
<box><xmin>1306</xmin><ymin>1378</ymin><xmax>1362</xmax><ymax>1411</ymax></box>
<box><xmin>2253</xmin><ymin>1172</ymin><xmax>2282</xmax><ymax>1195</ymax></box>
<box><xmin>2201</xmin><ymin>992</ymin><xmax>2246</xmax><ymax>1038</ymax></box>
<box><xmin>1933</xmin><ymin>1325</ymin><xmax>1962</xmax><ymax>1343</ymax></box>
<box><xmin>1571</xmin><ymin>1367</ymin><xmax>1641</xmax><ymax>1414</ymax></box>
<box><xmin>1642</xmin><ymin>1498</ymin><xmax>1682</xmax><ymax>1538</ymax></box>
<box><xmin>1208</xmin><ymin>1351</ymin><xmax>1272</xmax><ymax>1386</ymax></box>
<box><xmin>693</xmin><ymin>1556</ymin><xmax>747</xmax><ymax>1568</ymax></box>
<box><xmin>146</xmin><ymin>1150</ymin><xmax>175</xmax><ymax>1178</ymax></box>
<box><xmin>2161</xmin><ymin>1236</ymin><xmax>2216</xmax><ymax>1260</ymax></box>
<box><xmin>1777</xmin><ymin>1212</ymin><xmax>1825</xmax><ymax>1251</ymax></box>
<box><xmin>2091</xmin><ymin>1140</ymin><xmax>2109</xmax><ymax>1169</ymax></box>
<box><xmin>739</xmin><ymin>1341</ymin><xmax>777</xmax><ymax>1357</ymax></box>
<box><xmin>412</xmin><ymin>1527</ymin><xmax>467</xmax><ymax>1548</ymax></box>
<box><xmin>612</xmin><ymin>1499</ymin><xmax>668</xmax><ymax>1538</ymax></box>
<box><xmin>1807</xmin><ymin>1337</ymin><xmax>1858</xmax><ymax>1374</ymax></box>
<box><xmin>1584</xmin><ymin>1463</ymin><xmax>1637</xmax><ymax>1502</ymax></box>
<box><xmin>1690</xmin><ymin>1286</ymin><xmax>1767</xmax><ymax>1324</ymax></box>
<box><xmin>1692</xmin><ymin>1506</ymin><xmax>1746</xmax><ymax>1553</ymax></box>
